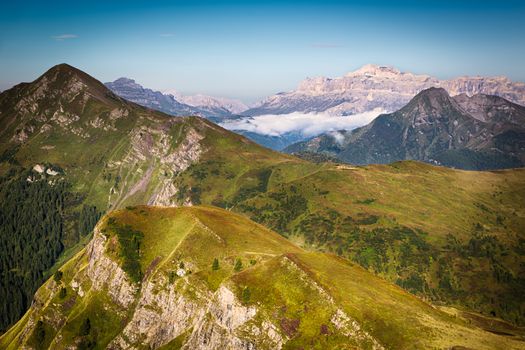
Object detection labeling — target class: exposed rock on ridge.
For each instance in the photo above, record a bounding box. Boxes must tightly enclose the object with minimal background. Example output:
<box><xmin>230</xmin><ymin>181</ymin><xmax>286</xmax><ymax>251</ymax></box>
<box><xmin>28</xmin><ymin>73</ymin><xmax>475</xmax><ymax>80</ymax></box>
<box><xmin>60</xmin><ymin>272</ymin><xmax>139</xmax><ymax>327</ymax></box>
<box><xmin>285</xmin><ymin>87</ymin><xmax>525</xmax><ymax>170</ymax></box>
<box><xmin>246</xmin><ymin>64</ymin><xmax>525</xmax><ymax>116</ymax></box>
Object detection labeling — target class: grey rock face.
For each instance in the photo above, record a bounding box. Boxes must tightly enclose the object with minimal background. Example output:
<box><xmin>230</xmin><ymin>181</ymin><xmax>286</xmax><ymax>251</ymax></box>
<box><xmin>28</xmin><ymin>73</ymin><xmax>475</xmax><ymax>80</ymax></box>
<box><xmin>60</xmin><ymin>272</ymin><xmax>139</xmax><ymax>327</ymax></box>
<box><xmin>246</xmin><ymin>64</ymin><xmax>525</xmax><ymax>117</ymax></box>
<box><xmin>105</xmin><ymin>78</ymin><xmax>202</xmax><ymax>117</ymax></box>
<box><xmin>286</xmin><ymin>88</ymin><xmax>525</xmax><ymax>170</ymax></box>
<box><xmin>106</xmin><ymin>78</ymin><xmax>245</xmax><ymax>119</ymax></box>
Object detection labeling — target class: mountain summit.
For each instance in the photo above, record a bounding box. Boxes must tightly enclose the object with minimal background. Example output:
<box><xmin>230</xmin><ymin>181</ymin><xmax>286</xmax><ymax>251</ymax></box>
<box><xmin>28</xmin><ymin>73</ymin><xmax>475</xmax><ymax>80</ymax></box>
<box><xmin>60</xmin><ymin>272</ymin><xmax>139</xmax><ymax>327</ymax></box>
<box><xmin>286</xmin><ymin>87</ymin><xmax>525</xmax><ymax>170</ymax></box>
<box><xmin>104</xmin><ymin>77</ymin><xmax>201</xmax><ymax>117</ymax></box>
<box><xmin>105</xmin><ymin>78</ymin><xmax>247</xmax><ymax>119</ymax></box>
<box><xmin>164</xmin><ymin>89</ymin><xmax>248</xmax><ymax>115</ymax></box>
<box><xmin>245</xmin><ymin>64</ymin><xmax>525</xmax><ymax>116</ymax></box>
<box><xmin>347</xmin><ymin>64</ymin><xmax>402</xmax><ymax>77</ymax></box>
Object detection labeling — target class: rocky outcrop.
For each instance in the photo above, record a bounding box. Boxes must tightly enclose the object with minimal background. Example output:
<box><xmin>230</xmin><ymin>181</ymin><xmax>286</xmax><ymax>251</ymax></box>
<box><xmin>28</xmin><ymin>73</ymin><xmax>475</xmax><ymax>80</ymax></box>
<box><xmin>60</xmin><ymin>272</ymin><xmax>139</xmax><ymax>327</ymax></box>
<box><xmin>105</xmin><ymin>78</ymin><xmax>248</xmax><ymax>119</ymax></box>
<box><xmin>60</xmin><ymin>220</ymin><xmax>275</xmax><ymax>350</ymax></box>
<box><xmin>285</xmin><ymin>88</ymin><xmax>525</xmax><ymax>170</ymax></box>
<box><xmin>330</xmin><ymin>309</ymin><xmax>384</xmax><ymax>350</ymax></box>
<box><xmin>110</xmin><ymin>277</ymin><xmax>206</xmax><ymax>348</ymax></box>
<box><xmin>109</xmin><ymin>120</ymin><xmax>204</xmax><ymax>208</ymax></box>
<box><xmin>86</xmin><ymin>227</ymin><xmax>137</xmax><ymax>308</ymax></box>
<box><xmin>148</xmin><ymin>180</ymin><xmax>178</xmax><ymax>206</ymax></box>
<box><xmin>279</xmin><ymin>256</ymin><xmax>384</xmax><ymax>349</ymax></box>
<box><xmin>246</xmin><ymin>64</ymin><xmax>525</xmax><ymax>117</ymax></box>
<box><xmin>113</xmin><ymin>282</ymin><xmax>260</xmax><ymax>350</ymax></box>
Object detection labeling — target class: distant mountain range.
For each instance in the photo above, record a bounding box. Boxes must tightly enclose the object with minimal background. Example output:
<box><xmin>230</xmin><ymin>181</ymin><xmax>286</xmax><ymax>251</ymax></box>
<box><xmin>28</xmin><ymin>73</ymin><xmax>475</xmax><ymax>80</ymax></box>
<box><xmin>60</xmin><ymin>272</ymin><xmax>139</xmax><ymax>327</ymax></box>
<box><xmin>234</xmin><ymin>64</ymin><xmax>525</xmax><ymax>150</ymax></box>
<box><xmin>107</xmin><ymin>65</ymin><xmax>525</xmax><ymax>121</ymax></box>
<box><xmin>245</xmin><ymin>64</ymin><xmax>525</xmax><ymax>116</ymax></box>
<box><xmin>286</xmin><ymin>88</ymin><xmax>525</xmax><ymax>170</ymax></box>
<box><xmin>105</xmin><ymin>78</ymin><xmax>247</xmax><ymax>119</ymax></box>
<box><xmin>163</xmin><ymin>89</ymin><xmax>248</xmax><ymax>114</ymax></box>
<box><xmin>105</xmin><ymin>67</ymin><xmax>525</xmax><ymax>152</ymax></box>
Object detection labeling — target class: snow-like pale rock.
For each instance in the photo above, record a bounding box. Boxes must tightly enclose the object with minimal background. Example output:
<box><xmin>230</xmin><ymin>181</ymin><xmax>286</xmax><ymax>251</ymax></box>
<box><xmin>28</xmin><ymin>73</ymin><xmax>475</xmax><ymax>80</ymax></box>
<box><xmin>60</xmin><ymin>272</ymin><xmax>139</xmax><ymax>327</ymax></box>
<box><xmin>246</xmin><ymin>64</ymin><xmax>525</xmax><ymax>117</ymax></box>
<box><xmin>164</xmin><ymin>90</ymin><xmax>248</xmax><ymax>114</ymax></box>
<box><xmin>33</xmin><ymin>164</ymin><xmax>45</xmax><ymax>173</ymax></box>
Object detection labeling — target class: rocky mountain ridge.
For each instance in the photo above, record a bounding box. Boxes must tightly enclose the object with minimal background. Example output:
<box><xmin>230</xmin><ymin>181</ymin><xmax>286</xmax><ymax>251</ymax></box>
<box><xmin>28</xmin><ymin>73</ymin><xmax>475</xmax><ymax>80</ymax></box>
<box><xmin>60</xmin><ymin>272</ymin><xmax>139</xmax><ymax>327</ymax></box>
<box><xmin>164</xmin><ymin>89</ymin><xmax>248</xmax><ymax>114</ymax></box>
<box><xmin>2</xmin><ymin>206</ymin><xmax>523</xmax><ymax>350</ymax></box>
<box><xmin>0</xmin><ymin>64</ymin><xmax>215</xmax><ymax>210</ymax></box>
<box><xmin>0</xmin><ymin>63</ymin><xmax>294</xmax><ymax>331</ymax></box>
<box><xmin>246</xmin><ymin>64</ymin><xmax>525</xmax><ymax>116</ymax></box>
<box><xmin>285</xmin><ymin>87</ymin><xmax>525</xmax><ymax>170</ymax></box>
<box><xmin>105</xmin><ymin>78</ymin><xmax>246</xmax><ymax>119</ymax></box>
<box><xmin>105</xmin><ymin>77</ymin><xmax>204</xmax><ymax>116</ymax></box>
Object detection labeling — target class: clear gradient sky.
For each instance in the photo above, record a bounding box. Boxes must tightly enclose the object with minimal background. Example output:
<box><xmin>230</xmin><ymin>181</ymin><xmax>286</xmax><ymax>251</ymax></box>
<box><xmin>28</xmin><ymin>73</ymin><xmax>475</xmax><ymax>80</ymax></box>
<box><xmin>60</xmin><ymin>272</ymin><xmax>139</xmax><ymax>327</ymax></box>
<box><xmin>1</xmin><ymin>0</ymin><xmax>524</xmax><ymax>103</ymax></box>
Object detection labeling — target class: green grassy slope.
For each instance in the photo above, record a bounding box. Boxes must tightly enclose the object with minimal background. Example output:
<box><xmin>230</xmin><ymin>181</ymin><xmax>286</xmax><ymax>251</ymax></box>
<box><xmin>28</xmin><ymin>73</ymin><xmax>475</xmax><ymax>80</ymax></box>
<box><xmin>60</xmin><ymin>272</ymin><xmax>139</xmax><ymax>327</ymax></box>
<box><xmin>1</xmin><ymin>64</ymin><xmax>524</xmax><ymax>332</ymax></box>
<box><xmin>2</xmin><ymin>206</ymin><xmax>523</xmax><ymax>350</ymax></box>
<box><xmin>177</xmin><ymin>140</ymin><xmax>525</xmax><ymax>325</ymax></box>
<box><xmin>0</xmin><ymin>64</ymin><xmax>216</xmax><ymax>330</ymax></box>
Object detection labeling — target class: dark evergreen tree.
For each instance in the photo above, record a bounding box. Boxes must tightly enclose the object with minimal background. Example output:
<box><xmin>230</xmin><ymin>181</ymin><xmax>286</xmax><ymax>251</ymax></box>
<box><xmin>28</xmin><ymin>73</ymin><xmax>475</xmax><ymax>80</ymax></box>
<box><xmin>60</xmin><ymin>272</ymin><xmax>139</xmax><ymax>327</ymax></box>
<box><xmin>234</xmin><ymin>258</ymin><xmax>243</xmax><ymax>272</ymax></box>
<box><xmin>242</xmin><ymin>287</ymin><xmax>251</xmax><ymax>303</ymax></box>
<box><xmin>212</xmin><ymin>258</ymin><xmax>219</xmax><ymax>270</ymax></box>
<box><xmin>53</xmin><ymin>270</ymin><xmax>63</xmax><ymax>283</ymax></box>
<box><xmin>79</xmin><ymin>317</ymin><xmax>91</xmax><ymax>336</ymax></box>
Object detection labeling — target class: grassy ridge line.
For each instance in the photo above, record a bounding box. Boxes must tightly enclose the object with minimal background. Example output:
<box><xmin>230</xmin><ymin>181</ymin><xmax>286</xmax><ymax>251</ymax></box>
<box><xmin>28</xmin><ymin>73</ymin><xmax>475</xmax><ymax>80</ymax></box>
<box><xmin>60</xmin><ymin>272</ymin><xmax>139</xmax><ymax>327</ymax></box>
<box><xmin>104</xmin><ymin>205</ymin><xmax>525</xmax><ymax>350</ymax></box>
<box><xmin>178</xmin><ymin>143</ymin><xmax>525</xmax><ymax>325</ymax></box>
<box><xmin>4</xmin><ymin>205</ymin><xmax>524</xmax><ymax>349</ymax></box>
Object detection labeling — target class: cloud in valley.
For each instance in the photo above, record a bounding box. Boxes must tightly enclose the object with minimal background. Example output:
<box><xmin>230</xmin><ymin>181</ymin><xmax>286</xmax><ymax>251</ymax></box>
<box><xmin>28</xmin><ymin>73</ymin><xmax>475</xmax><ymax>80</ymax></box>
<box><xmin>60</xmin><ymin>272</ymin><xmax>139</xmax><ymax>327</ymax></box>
<box><xmin>328</xmin><ymin>130</ymin><xmax>346</xmax><ymax>145</ymax></box>
<box><xmin>219</xmin><ymin>109</ymin><xmax>384</xmax><ymax>137</ymax></box>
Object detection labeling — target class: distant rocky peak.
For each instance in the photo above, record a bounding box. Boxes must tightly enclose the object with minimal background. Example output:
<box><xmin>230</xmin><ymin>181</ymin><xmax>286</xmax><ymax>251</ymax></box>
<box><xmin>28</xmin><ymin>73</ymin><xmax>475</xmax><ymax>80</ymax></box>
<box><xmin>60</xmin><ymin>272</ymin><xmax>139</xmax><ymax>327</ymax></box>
<box><xmin>348</xmin><ymin>63</ymin><xmax>401</xmax><ymax>77</ymax></box>
<box><xmin>113</xmin><ymin>77</ymin><xmax>137</xmax><ymax>84</ymax></box>
<box><xmin>106</xmin><ymin>77</ymin><xmax>146</xmax><ymax>90</ymax></box>
<box><xmin>413</xmin><ymin>87</ymin><xmax>451</xmax><ymax>101</ymax></box>
<box><xmin>246</xmin><ymin>63</ymin><xmax>525</xmax><ymax>118</ymax></box>
<box><xmin>162</xmin><ymin>89</ymin><xmax>182</xmax><ymax>98</ymax></box>
<box><xmin>399</xmin><ymin>87</ymin><xmax>466</xmax><ymax>121</ymax></box>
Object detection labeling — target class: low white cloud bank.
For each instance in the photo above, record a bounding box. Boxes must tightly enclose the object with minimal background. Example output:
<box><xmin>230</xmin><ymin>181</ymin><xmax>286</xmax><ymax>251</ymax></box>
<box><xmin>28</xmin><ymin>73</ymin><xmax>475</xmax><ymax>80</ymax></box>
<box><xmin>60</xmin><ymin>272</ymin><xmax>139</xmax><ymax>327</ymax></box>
<box><xmin>328</xmin><ymin>130</ymin><xmax>346</xmax><ymax>145</ymax></box>
<box><xmin>219</xmin><ymin>108</ymin><xmax>385</xmax><ymax>137</ymax></box>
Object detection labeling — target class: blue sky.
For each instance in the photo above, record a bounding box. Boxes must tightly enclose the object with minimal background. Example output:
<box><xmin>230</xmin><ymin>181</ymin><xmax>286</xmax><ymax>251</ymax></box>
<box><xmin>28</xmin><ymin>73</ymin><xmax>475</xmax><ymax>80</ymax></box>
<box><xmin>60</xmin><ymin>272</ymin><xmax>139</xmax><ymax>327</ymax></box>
<box><xmin>1</xmin><ymin>0</ymin><xmax>524</xmax><ymax>103</ymax></box>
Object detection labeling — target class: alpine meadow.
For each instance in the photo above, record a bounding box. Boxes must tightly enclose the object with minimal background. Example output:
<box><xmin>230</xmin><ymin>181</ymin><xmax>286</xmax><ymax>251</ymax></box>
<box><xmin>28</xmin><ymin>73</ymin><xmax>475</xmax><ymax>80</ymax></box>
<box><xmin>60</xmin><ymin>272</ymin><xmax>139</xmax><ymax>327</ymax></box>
<box><xmin>1</xmin><ymin>1</ymin><xmax>525</xmax><ymax>349</ymax></box>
